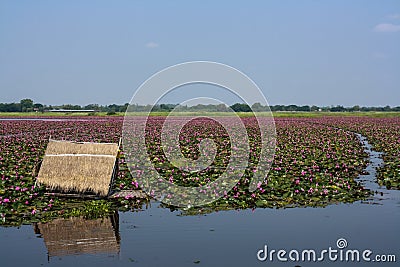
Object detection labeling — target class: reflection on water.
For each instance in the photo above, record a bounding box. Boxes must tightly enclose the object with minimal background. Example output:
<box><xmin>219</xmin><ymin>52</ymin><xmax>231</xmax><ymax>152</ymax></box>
<box><xmin>0</xmin><ymin>199</ymin><xmax>399</xmax><ymax>266</ymax></box>
<box><xmin>356</xmin><ymin>133</ymin><xmax>400</xmax><ymax>204</ymax></box>
<box><xmin>0</xmin><ymin>132</ymin><xmax>399</xmax><ymax>266</ymax></box>
<box><xmin>33</xmin><ymin>212</ymin><xmax>120</xmax><ymax>258</ymax></box>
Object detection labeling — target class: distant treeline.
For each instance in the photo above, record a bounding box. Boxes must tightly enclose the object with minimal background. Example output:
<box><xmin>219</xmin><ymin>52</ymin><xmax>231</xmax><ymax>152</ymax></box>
<box><xmin>1</xmin><ymin>99</ymin><xmax>399</xmax><ymax>113</ymax></box>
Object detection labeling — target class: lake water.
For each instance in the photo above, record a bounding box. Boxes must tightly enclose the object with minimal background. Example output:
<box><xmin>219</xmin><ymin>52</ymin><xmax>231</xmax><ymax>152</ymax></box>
<box><xmin>1</xmin><ymin>198</ymin><xmax>399</xmax><ymax>266</ymax></box>
<box><xmin>0</xmin><ymin>136</ymin><xmax>399</xmax><ymax>267</ymax></box>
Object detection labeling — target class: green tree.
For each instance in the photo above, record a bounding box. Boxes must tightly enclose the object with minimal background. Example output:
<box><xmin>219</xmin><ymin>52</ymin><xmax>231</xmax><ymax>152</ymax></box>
<box><xmin>230</xmin><ymin>103</ymin><xmax>252</xmax><ymax>112</ymax></box>
<box><xmin>33</xmin><ymin>103</ymin><xmax>44</xmax><ymax>112</ymax></box>
<box><xmin>287</xmin><ymin>105</ymin><xmax>299</xmax><ymax>111</ymax></box>
<box><xmin>251</xmin><ymin>102</ymin><xmax>265</xmax><ymax>112</ymax></box>
<box><xmin>20</xmin><ymin>99</ymin><xmax>33</xmax><ymax>112</ymax></box>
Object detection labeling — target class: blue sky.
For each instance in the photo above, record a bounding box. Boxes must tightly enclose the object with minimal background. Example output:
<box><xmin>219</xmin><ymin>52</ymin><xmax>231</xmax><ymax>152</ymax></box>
<box><xmin>0</xmin><ymin>0</ymin><xmax>399</xmax><ymax>106</ymax></box>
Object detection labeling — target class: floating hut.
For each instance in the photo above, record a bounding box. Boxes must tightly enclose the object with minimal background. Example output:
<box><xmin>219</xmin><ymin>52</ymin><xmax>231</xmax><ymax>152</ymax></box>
<box><xmin>36</xmin><ymin>139</ymin><xmax>119</xmax><ymax>198</ymax></box>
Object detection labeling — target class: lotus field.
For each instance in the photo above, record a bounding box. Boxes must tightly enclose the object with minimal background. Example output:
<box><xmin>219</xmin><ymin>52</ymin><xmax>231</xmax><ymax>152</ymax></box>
<box><xmin>0</xmin><ymin>116</ymin><xmax>399</xmax><ymax>225</ymax></box>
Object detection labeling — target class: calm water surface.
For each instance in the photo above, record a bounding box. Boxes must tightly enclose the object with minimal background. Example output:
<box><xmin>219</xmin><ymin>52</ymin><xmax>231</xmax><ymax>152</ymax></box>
<box><xmin>1</xmin><ymin>135</ymin><xmax>399</xmax><ymax>267</ymax></box>
<box><xmin>1</xmin><ymin>199</ymin><xmax>399</xmax><ymax>267</ymax></box>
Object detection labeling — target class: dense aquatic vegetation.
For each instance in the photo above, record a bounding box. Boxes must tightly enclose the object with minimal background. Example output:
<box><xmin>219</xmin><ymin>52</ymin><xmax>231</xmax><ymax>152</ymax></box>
<box><xmin>1</xmin><ymin>116</ymin><xmax>398</xmax><ymax>225</ymax></box>
<box><xmin>310</xmin><ymin>117</ymin><xmax>400</xmax><ymax>189</ymax></box>
<box><xmin>0</xmin><ymin>118</ymin><xmax>146</xmax><ymax>226</ymax></box>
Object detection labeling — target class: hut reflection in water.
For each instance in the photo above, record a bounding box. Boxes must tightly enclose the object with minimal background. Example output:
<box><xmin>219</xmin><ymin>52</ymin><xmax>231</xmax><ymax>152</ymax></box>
<box><xmin>33</xmin><ymin>212</ymin><xmax>120</xmax><ymax>258</ymax></box>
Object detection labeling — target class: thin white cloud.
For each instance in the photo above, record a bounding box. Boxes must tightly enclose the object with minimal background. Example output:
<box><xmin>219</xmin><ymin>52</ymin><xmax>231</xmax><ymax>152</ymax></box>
<box><xmin>146</xmin><ymin>42</ymin><xmax>159</xmax><ymax>48</ymax></box>
<box><xmin>372</xmin><ymin>52</ymin><xmax>387</xmax><ymax>59</ymax></box>
<box><xmin>373</xmin><ymin>23</ymin><xmax>400</xmax><ymax>32</ymax></box>
<box><xmin>387</xmin><ymin>14</ymin><xmax>400</xmax><ymax>19</ymax></box>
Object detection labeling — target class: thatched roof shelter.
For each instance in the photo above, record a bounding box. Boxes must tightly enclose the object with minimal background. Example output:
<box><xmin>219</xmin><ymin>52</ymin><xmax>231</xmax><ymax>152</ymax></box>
<box><xmin>34</xmin><ymin>214</ymin><xmax>120</xmax><ymax>257</ymax></box>
<box><xmin>37</xmin><ymin>140</ymin><xmax>119</xmax><ymax>197</ymax></box>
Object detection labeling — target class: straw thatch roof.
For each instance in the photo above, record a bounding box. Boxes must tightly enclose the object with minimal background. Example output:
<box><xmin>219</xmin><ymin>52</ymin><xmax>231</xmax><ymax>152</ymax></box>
<box><xmin>37</xmin><ymin>140</ymin><xmax>119</xmax><ymax>197</ymax></box>
<box><xmin>34</xmin><ymin>214</ymin><xmax>120</xmax><ymax>257</ymax></box>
